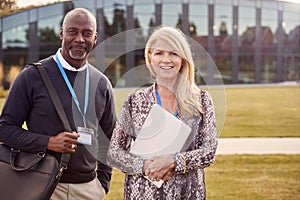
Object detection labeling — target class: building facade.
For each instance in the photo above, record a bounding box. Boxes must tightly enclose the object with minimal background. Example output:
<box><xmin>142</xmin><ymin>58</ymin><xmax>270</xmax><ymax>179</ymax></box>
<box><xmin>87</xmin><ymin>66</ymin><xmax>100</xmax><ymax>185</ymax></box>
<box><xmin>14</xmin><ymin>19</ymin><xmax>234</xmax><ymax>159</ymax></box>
<box><xmin>0</xmin><ymin>0</ymin><xmax>299</xmax><ymax>88</ymax></box>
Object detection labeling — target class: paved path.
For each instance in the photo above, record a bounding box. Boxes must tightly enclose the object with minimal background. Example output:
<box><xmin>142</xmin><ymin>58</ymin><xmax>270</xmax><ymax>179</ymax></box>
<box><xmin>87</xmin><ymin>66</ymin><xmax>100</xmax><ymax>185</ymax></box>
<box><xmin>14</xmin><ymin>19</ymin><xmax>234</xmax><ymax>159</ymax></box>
<box><xmin>214</xmin><ymin>82</ymin><xmax>300</xmax><ymax>155</ymax></box>
<box><xmin>216</xmin><ymin>138</ymin><xmax>300</xmax><ymax>155</ymax></box>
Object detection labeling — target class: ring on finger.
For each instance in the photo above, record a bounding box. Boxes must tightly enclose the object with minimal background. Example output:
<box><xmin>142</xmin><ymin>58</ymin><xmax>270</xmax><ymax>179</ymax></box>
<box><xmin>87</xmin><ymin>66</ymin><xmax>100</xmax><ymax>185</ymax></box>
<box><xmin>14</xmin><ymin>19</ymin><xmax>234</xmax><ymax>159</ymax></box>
<box><xmin>71</xmin><ymin>144</ymin><xmax>76</xmax><ymax>149</ymax></box>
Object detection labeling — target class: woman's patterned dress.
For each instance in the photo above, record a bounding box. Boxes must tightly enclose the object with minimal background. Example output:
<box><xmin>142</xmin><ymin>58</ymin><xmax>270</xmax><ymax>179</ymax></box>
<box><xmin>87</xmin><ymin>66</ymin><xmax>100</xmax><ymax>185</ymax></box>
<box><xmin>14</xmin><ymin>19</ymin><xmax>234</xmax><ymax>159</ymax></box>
<box><xmin>107</xmin><ymin>85</ymin><xmax>218</xmax><ymax>200</ymax></box>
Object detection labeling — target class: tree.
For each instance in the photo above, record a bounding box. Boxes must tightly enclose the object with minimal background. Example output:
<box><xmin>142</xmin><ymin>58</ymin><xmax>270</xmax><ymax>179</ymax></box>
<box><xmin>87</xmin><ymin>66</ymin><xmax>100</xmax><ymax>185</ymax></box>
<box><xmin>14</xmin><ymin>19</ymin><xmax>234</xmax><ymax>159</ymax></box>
<box><xmin>38</xmin><ymin>27</ymin><xmax>61</xmax><ymax>58</ymax></box>
<box><xmin>0</xmin><ymin>0</ymin><xmax>17</xmax><ymax>17</ymax></box>
<box><xmin>219</xmin><ymin>21</ymin><xmax>228</xmax><ymax>36</ymax></box>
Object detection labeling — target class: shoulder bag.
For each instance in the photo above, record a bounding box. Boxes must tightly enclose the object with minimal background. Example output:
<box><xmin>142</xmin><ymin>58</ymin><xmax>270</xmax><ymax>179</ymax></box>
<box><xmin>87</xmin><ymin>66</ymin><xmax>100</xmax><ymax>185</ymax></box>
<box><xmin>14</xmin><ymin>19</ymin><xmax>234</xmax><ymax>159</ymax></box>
<box><xmin>0</xmin><ymin>63</ymin><xmax>71</xmax><ymax>200</ymax></box>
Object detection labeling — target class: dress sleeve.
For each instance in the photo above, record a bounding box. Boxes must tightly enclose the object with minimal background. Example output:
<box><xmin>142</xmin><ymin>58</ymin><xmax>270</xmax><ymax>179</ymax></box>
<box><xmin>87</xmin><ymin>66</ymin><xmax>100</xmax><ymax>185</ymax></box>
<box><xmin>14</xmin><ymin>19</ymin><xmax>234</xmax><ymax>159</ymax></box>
<box><xmin>174</xmin><ymin>90</ymin><xmax>218</xmax><ymax>174</ymax></box>
<box><xmin>107</xmin><ymin>95</ymin><xmax>145</xmax><ymax>176</ymax></box>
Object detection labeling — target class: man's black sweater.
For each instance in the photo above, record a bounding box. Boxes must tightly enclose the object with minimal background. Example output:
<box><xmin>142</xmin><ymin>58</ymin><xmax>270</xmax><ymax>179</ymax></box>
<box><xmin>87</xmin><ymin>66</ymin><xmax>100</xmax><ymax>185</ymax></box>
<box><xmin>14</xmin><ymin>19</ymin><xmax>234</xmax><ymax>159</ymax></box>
<box><xmin>0</xmin><ymin>56</ymin><xmax>116</xmax><ymax>193</ymax></box>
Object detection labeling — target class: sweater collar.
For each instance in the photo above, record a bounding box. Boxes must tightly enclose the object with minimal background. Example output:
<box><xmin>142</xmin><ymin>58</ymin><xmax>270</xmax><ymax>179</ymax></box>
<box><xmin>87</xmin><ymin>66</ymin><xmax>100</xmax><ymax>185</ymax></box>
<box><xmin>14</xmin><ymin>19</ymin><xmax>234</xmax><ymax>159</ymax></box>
<box><xmin>54</xmin><ymin>48</ymin><xmax>88</xmax><ymax>72</ymax></box>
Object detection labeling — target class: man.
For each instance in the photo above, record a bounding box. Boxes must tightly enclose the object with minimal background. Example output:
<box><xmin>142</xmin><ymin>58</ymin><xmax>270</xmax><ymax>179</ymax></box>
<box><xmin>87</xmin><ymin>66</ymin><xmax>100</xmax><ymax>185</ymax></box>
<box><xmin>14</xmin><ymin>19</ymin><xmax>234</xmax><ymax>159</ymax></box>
<box><xmin>0</xmin><ymin>8</ymin><xmax>116</xmax><ymax>200</ymax></box>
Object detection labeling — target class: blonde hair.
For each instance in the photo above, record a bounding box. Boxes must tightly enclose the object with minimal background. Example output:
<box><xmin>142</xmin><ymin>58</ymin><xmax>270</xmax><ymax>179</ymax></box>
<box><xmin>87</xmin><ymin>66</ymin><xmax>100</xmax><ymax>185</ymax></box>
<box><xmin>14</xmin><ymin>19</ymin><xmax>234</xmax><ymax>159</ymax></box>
<box><xmin>145</xmin><ymin>26</ymin><xmax>203</xmax><ymax>116</ymax></box>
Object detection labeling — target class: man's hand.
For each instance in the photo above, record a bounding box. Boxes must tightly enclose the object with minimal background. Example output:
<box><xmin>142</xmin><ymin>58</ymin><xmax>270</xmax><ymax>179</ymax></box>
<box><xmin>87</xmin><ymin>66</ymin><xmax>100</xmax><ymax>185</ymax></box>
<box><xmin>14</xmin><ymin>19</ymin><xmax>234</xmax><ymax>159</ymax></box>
<box><xmin>48</xmin><ymin>131</ymin><xmax>79</xmax><ymax>153</ymax></box>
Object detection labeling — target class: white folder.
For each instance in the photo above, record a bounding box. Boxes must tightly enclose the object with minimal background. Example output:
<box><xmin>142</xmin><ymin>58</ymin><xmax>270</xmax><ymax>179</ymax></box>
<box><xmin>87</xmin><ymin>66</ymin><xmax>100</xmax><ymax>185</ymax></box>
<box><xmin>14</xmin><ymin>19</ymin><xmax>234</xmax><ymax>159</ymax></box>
<box><xmin>130</xmin><ymin>104</ymin><xmax>192</xmax><ymax>187</ymax></box>
<box><xmin>130</xmin><ymin>104</ymin><xmax>191</xmax><ymax>158</ymax></box>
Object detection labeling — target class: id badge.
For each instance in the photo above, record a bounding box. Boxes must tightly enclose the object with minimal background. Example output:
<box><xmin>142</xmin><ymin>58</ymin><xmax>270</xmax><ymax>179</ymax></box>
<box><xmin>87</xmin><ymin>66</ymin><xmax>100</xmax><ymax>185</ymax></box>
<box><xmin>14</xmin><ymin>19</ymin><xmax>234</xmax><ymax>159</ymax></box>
<box><xmin>77</xmin><ymin>127</ymin><xmax>94</xmax><ymax>145</ymax></box>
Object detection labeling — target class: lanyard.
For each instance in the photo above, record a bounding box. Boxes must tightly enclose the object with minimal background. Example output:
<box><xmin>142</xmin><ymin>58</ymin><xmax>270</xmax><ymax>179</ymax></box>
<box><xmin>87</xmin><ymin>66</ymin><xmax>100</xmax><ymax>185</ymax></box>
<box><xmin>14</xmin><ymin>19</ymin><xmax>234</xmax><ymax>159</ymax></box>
<box><xmin>154</xmin><ymin>84</ymin><xmax>178</xmax><ymax>117</ymax></box>
<box><xmin>55</xmin><ymin>54</ymin><xmax>89</xmax><ymax>127</ymax></box>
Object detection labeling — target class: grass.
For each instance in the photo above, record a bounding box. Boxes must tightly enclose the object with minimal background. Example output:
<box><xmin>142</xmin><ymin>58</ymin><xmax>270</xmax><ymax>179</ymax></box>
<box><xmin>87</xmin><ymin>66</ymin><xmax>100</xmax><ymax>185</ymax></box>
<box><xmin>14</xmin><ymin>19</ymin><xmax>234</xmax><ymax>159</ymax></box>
<box><xmin>2</xmin><ymin>85</ymin><xmax>298</xmax><ymax>137</ymax></box>
<box><xmin>205</xmin><ymin>154</ymin><xmax>300</xmax><ymax>200</ymax></box>
<box><xmin>105</xmin><ymin>85</ymin><xmax>300</xmax><ymax>199</ymax></box>
<box><xmin>105</xmin><ymin>155</ymin><xmax>300</xmax><ymax>200</ymax></box>
<box><xmin>114</xmin><ymin>86</ymin><xmax>300</xmax><ymax>138</ymax></box>
<box><xmin>1</xmin><ymin>85</ymin><xmax>299</xmax><ymax>199</ymax></box>
<box><xmin>222</xmin><ymin>86</ymin><xmax>300</xmax><ymax>137</ymax></box>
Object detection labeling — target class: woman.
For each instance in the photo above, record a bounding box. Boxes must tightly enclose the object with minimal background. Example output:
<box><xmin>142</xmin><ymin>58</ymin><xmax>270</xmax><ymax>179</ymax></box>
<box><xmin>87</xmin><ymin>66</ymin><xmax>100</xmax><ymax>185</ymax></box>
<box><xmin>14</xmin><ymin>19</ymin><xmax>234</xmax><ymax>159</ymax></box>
<box><xmin>107</xmin><ymin>26</ymin><xmax>218</xmax><ymax>199</ymax></box>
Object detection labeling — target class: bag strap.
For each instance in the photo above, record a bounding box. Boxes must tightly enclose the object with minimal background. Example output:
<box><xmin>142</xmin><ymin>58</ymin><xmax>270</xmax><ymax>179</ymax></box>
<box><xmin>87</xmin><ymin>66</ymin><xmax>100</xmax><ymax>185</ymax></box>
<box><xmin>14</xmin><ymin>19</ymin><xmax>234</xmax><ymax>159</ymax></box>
<box><xmin>34</xmin><ymin>62</ymin><xmax>71</xmax><ymax>173</ymax></box>
<box><xmin>35</xmin><ymin>63</ymin><xmax>72</xmax><ymax>132</ymax></box>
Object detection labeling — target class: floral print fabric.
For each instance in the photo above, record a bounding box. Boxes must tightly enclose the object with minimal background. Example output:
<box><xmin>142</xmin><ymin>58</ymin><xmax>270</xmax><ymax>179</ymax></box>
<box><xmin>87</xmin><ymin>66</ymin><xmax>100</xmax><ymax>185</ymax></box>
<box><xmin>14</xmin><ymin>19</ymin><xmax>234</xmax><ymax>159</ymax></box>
<box><xmin>107</xmin><ymin>85</ymin><xmax>218</xmax><ymax>200</ymax></box>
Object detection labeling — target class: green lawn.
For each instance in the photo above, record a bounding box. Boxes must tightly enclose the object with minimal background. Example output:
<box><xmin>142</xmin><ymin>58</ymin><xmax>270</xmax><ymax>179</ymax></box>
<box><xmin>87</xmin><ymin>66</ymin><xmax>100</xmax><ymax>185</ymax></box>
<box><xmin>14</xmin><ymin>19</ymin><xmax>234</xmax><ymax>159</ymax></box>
<box><xmin>205</xmin><ymin>154</ymin><xmax>300</xmax><ymax>200</ymax></box>
<box><xmin>222</xmin><ymin>86</ymin><xmax>300</xmax><ymax>137</ymax></box>
<box><xmin>114</xmin><ymin>86</ymin><xmax>300</xmax><ymax>138</ymax></box>
<box><xmin>2</xmin><ymin>85</ymin><xmax>299</xmax><ymax>137</ymax></box>
<box><xmin>105</xmin><ymin>85</ymin><xmax>300</xmax><ymax>199</ymax></box>
<box><xmin>105</xmin><ymin>154</ymin><xmax>300</xmax><ymax>200</ymax></box>
<box><xmin>1</xmin><ymin>85</ymin><xmax>299</xmax><ymax>199</ymax></box>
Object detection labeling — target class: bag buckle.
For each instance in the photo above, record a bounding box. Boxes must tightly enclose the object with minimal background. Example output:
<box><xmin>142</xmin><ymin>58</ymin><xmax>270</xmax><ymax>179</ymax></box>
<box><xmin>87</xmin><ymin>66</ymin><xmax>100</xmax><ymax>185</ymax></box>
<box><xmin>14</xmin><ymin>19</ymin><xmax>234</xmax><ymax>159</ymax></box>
<box><xmin>10</xmin><ymin>148</ymin><xmax>20</xmax><ymax>153</ymax></box>
<box><xmin>37</xmin><ymin>152</ymin><xmax>46</xmax><ymax>158</ymax></box>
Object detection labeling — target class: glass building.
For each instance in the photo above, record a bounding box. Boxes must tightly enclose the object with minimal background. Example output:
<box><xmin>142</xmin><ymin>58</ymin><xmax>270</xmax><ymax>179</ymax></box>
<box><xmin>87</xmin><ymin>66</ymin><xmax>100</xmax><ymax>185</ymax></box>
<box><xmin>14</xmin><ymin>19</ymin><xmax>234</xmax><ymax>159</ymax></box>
<box><xmin>0</xmin><ymin>0</ymin><xmax>299</xmax><ymax>88</ymax></box>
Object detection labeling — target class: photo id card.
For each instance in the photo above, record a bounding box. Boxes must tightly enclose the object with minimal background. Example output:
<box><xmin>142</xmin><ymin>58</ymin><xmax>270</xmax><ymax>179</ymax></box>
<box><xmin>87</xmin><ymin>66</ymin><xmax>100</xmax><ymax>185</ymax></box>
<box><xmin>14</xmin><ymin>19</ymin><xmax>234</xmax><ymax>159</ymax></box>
<box><xmin>77</xmin><ymin>127</ymin><xmax>94</xmax><ymax>145</ymax></box>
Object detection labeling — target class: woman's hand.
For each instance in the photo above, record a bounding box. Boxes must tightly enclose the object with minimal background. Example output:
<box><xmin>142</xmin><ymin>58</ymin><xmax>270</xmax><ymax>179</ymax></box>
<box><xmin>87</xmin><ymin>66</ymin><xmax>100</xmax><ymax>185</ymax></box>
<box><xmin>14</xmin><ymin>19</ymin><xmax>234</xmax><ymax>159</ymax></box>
<box><xmin>143</xmin><ymin>154</ymin><xmax>175</xmax><ymax>181</ymax></box>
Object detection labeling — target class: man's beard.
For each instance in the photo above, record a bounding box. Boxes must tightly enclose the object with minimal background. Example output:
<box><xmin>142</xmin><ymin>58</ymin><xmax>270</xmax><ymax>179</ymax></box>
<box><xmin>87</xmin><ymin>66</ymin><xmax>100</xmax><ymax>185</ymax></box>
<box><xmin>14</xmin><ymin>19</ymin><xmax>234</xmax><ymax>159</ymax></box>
<box><xmin>69</xmin><ymin>49</ymin><xmax>87</xmax><ymax>60</ymax></box>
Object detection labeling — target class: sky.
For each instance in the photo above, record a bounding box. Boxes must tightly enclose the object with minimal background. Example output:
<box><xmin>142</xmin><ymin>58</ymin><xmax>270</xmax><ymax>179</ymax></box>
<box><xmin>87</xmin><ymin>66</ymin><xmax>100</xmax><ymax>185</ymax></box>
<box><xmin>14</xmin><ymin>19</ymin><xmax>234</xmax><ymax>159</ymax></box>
<box><xmin>16</xmin><ymin>0</ymin><xmax>67</xmax><ymax>8</ymax></box>
<box><xmin>280</xmin><ymin>0</ymin><xmax>300</xmax><ymax>3</ymax></box>
<box><xmin>16</xmin><ymin>0</ymin><xmax>300</xmax><ymax>8</ymax></box>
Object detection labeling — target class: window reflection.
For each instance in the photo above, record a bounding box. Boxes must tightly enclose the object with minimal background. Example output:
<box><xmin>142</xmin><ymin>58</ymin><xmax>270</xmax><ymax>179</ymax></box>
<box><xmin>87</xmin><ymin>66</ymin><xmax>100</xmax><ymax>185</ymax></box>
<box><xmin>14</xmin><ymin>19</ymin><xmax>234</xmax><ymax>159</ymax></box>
<box><xmin>38</xmin><ymin>16</ymin><xmax>62</xmax><ymax>59</ymax></box>
<box><xmin>2</xmin><ymin>24</ymin><xmax>28</xmax><ymax>89</ymax></box>
<box><xmin>0</xmin><ymin>0</ymin><xmax>299</xmax><ymax>88</ymax></box>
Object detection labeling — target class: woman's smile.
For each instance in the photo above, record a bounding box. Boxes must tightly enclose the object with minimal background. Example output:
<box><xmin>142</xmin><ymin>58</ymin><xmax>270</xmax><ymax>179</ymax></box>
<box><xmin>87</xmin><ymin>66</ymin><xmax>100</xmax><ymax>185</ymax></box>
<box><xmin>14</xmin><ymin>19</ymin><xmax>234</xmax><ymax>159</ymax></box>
<box><xmin>159</xmin><ymin>66</ymin><xmax>174</xmax><ymax>70</ymax></box>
